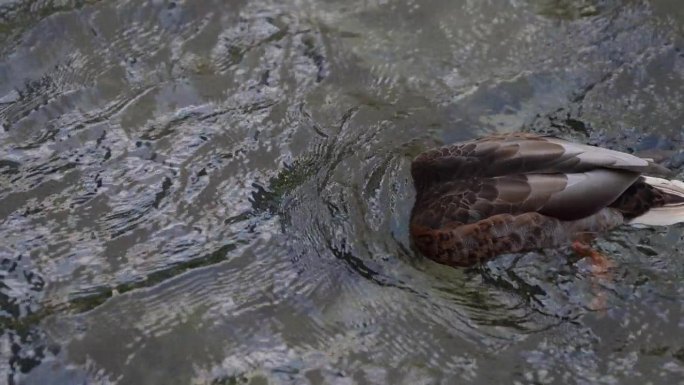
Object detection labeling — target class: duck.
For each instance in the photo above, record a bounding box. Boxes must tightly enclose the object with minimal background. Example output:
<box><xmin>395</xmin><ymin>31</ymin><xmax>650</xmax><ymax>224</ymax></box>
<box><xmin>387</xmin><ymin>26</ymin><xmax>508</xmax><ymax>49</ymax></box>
<box><xmin>410</xmin><ymin>132</ymin><xmax>684</xmax><ymax>267</ymax></box>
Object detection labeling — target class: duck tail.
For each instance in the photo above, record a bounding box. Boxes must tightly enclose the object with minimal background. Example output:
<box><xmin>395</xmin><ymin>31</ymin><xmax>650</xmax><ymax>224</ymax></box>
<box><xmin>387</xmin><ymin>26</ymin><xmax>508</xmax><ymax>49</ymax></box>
<box><xmin>629</xmin><ymin>176</ymin><xmax>684</xmax><ymax>226</ymax></box>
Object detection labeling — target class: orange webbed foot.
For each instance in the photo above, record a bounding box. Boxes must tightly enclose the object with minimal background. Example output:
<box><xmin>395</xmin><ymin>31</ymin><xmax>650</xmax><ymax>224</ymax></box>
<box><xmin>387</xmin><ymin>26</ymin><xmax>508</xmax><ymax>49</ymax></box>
<box><xmin>571</xmin><ymin>240</ymin><xmax>615</xmax><ymax>275</ymax></box>
<box><xmin>571</xmin><ymin>240</ymin><xmax>615</xmax><ymax>312</ymax></box>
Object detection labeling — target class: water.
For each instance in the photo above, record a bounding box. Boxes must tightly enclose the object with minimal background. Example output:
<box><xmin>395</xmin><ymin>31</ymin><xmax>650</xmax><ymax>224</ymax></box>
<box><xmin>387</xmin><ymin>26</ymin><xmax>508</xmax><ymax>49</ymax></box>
<box><xmin>1</xmin><ymin>0</ymin><xmax>684</xmax><ymax>384</ymax></box>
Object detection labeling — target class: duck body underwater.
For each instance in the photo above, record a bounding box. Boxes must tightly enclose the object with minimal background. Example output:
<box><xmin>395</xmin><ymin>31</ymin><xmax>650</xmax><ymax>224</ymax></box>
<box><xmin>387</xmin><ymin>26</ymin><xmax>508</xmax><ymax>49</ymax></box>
<box><xmin>410</xmin><ymin>132</ymin><xmax>684</xmax><ymax>267</ymax></box>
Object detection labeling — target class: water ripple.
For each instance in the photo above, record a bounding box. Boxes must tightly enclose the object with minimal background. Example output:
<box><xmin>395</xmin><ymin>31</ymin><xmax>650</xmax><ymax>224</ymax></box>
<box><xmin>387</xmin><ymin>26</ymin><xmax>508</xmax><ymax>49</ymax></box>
<box><xmin>2</xmin><ymin>0</ymin><xmax>684</xmax><ymax>384</ymax></box>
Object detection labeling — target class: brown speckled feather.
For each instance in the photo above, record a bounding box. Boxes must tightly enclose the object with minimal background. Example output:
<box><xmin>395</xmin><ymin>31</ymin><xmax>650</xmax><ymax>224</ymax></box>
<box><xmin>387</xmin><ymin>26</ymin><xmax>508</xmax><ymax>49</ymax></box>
<box><xmin>410</xmin><ymin>132</ymin><xmax>675</xmax><ymax>267</ymax></box>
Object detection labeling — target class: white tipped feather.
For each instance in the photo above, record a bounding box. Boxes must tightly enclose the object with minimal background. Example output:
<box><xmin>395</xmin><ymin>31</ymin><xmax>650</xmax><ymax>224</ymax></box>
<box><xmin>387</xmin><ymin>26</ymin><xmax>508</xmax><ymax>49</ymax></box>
<box><xmin>629</xmin><ymin>176</ymin><xmax>684</xmax><ymax>226</ymax></box>
<box><xmin>629</xmin><ymin>206</ymin><xmax>684</xmax><ymax>226</ymax></box>
<box><xmin>640</xmin><ymin>176</ymin><xmax>684</xmax><ymax>194</ymax></box>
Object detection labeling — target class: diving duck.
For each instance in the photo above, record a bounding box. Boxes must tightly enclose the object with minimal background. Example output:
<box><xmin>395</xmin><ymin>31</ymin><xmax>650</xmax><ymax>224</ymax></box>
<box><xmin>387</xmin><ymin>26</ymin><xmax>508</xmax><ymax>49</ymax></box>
<box><xmin>410</xmin><ymin>132</ymin><xmax>684</xmax><ymax>267</ymax></box>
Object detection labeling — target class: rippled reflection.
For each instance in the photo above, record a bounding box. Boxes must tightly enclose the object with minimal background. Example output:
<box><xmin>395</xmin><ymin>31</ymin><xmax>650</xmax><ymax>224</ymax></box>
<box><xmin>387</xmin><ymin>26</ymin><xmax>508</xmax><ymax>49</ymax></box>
<box><xmin>1</xmin><ymin>0</ymin><xmax>684</xmax><ymax>384</ymax></box>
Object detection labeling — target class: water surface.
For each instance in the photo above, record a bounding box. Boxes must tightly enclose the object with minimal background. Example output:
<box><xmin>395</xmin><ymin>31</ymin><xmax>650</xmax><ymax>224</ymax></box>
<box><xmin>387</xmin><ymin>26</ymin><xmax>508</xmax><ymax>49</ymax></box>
<box><xmin>1</xmin><ymin>0</ymin><xmax>684</xmax><ymax>384</ymax></box>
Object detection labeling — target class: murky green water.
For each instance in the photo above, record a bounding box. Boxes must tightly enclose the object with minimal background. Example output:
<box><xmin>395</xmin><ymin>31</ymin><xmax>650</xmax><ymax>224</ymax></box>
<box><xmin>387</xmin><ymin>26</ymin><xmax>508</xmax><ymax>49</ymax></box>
<box><xmin>1</xmin><ymin>0</ymin><xmax>684</xmax><ymax>384</ymax></box>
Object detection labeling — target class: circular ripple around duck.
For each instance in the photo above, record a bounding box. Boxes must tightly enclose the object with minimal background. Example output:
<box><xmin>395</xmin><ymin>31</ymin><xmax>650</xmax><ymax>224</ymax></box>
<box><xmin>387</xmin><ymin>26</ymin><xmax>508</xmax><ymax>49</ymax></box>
<box><xmin>272</xmin><ymin>104</ymin><xmax>582</xmax><ymax>376</ymax></box>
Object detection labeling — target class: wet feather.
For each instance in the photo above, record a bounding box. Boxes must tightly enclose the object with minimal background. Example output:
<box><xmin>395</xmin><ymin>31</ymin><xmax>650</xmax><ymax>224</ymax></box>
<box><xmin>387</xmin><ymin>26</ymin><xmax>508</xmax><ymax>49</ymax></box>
<box><xmin>410</xmin><ymin>132</ymin><xmax>684</xmax><ymax>267</ymax></box>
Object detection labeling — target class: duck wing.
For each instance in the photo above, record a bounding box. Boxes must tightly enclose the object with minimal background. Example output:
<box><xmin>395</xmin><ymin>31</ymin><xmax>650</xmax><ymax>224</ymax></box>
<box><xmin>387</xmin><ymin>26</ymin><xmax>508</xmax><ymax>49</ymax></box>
<box><xmin>412</xmin><ymin>168</ymin><xmax>639</xmax><ymax>231</ymax></box>
<box><xmin>411</xmin><ymin>133</ymin><xmax>668</xmax><ymax>186</ymax></box>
